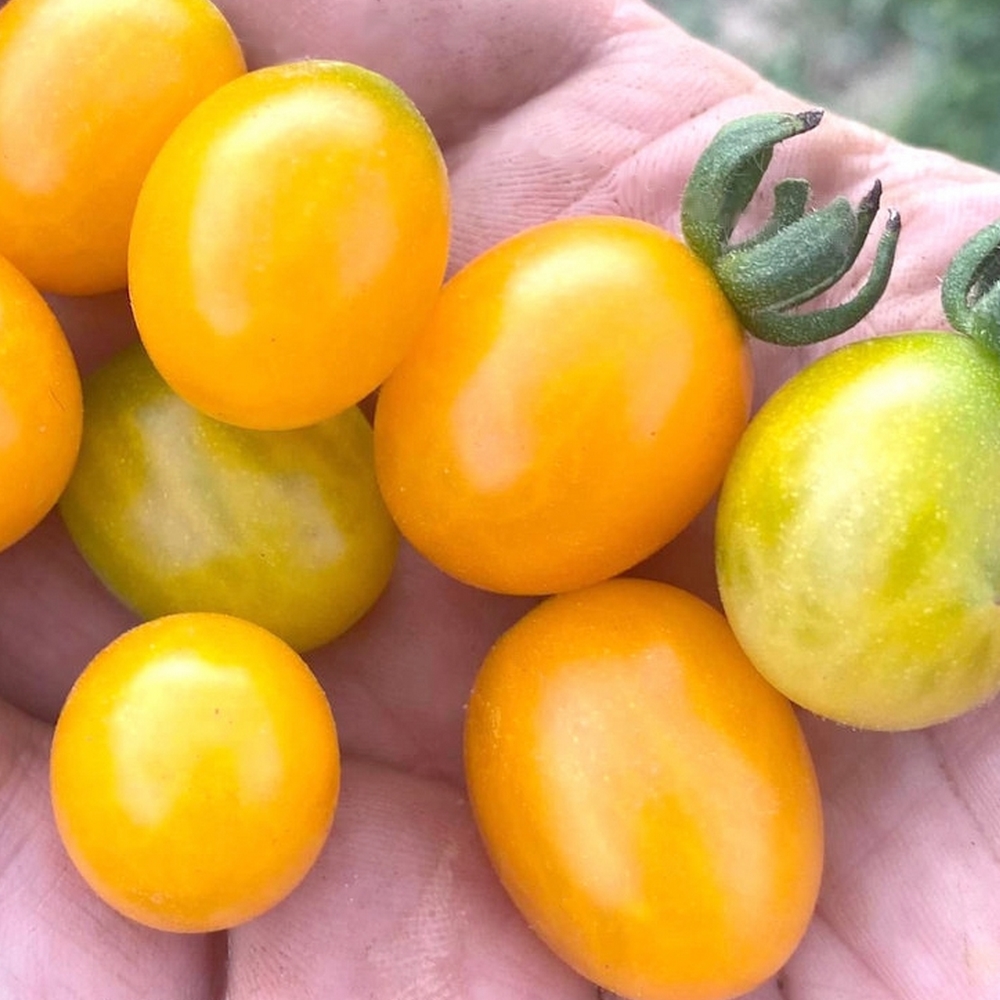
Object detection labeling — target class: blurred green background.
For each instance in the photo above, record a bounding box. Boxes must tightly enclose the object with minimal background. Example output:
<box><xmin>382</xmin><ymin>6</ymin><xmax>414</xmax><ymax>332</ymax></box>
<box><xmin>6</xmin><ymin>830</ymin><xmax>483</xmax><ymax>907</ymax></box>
<box><xmin>650</xmin><ymin>0</ymin><xmax>1000</xmax><ymax>171</ymax></box>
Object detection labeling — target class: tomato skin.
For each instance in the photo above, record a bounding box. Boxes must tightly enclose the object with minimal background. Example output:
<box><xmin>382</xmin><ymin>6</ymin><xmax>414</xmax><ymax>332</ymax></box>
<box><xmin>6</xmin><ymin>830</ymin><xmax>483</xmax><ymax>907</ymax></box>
<box><xmin>58</xmin><ymin>343</ymin><xmax>398</xmax><ymax>653</ymax></box>
<box><xmin>465</xmin><ymin>578</ymin><xmax>823</xmax><ymax>1000</ymax></box>
<box><xmin>129</xmin><ymin>59</ymin><xmax>450</xmax><ymax>430</ymax></box>
<box><xmin>717</xmin><ymin>331</ymin><xmax>1000</xmax><ymax>730</ymax></box>
<box><xmin>0</xmin><ymin>255</ymin><xmax>82</xmax><ymax>551</ymax></box>
<box><xmin>0</xmin><ymin>0</ymin><xmax>245</xmax><ymax>295</ymax></box>
<box><xmin>50</xmin><ymin>612</ymin><xmax>340</xmax><ymax>933</ymax></box>
<box><xmin>374</xmin><ymin>216</ymin><xmax>752</xmax><ymax>595</ymax></box>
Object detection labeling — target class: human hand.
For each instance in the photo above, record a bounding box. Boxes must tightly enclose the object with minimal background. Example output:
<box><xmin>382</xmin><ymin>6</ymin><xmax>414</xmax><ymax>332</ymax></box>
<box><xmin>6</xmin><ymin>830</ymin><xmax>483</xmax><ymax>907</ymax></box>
<box><xmin>2</xmin><ymin>1</ymin><xmax>999</xmax><ymax>996</ymax></box>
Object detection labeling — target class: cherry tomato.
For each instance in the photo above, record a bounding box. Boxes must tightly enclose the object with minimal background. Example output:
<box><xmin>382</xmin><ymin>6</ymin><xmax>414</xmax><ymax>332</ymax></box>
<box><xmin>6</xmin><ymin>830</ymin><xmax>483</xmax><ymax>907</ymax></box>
<box><xmin>465</xmin><ymin>578</ymin><xmax>823</xmax><ymax>1000</ymax></box>
<box><xmin>717</xmin><ymin>331</ymin><xmax>1000</xmax><ymax>730</ymax></box>
<box><xmin>0</xmin><ymin>254</ymin><xmax>82</xmax><ymax>552</ymax></box>
<box><xmin>59</xmin><ymin>343</ymin><xmax>398</xmax><ymax>653</ymax></box>
<box><xmin>50</xmin><ymin>612</ymin><xmax>340</xmax><ymax>933</ymax></box>
<box><xmin>0</xmin><ymin>0</ymin><xmax>245</xmax><ymax>295</ymax></box>
<box><xmin>374</xmin><ymin>216</ymin><xmax>752</xmax><ymax>595</ymax></box>
<box><xmin>128</xmin><ymin>59</ymin><xmax>450</xmax><ymax>430</ymax></box>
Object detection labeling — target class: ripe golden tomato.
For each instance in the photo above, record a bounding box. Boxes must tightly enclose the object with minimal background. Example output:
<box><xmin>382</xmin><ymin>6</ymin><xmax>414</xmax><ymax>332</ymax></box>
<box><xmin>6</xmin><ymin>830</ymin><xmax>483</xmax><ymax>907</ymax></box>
<box><xmin>0</xmin><ymin>0</ymin><xmax>245</xmax><ymax>295</ymax></box>
<box><xmin>129</xmin><ymin>59</ymin><xmax>450</xmax><ymax>430</ymax></box>
<box><xmin>465</xmin><ymin>579</ymin><xmax>823</xmax><ymax>1000</ymax></box>
<box><xmin>374</xmin><ymin>216</ymin><xmax>751</xmax><ymax>595</ymax></box>
<box><xmin>50</xmin><ymin>613</ymin><xmax>340</xmax><ymax>933</ymax></box>
<box><xmin>0</xmin><ymin>254</ymin><xmax>82</xmax><ymax>552</ymax></box>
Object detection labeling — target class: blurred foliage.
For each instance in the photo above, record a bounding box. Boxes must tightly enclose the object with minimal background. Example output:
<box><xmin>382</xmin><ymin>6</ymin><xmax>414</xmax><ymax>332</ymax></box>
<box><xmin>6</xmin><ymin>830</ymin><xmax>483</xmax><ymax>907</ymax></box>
<box><xmin>650</xmin><ymin>0</ymin><xmax>1000</xmax><ymax>171</ymax></box>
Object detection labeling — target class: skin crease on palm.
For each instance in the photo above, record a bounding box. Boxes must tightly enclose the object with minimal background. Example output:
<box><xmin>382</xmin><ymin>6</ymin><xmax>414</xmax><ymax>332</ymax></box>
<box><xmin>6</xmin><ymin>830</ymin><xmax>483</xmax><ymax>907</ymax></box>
<box><xmin>3</xmin><ymin>0</ymin><xmax>1000</xmax><ymax>996</ymax></box>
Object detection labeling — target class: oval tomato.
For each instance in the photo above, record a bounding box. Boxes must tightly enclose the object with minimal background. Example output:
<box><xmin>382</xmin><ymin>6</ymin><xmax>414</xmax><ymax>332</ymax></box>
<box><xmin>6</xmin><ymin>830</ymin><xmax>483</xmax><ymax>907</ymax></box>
<box><xmin>717</xmin><ymin>331</ymin><xmax>1000</xmax><ymax>730</ymax></box>
<box><xmin>50</xmin><ymin>612</ymin><xmax>340</xmax><ymax>932</ymax></box>
<box><xmin>0</xmin><ymin>0</ymin><xmax>245</xmax><ymax>295</ymax></box>
<box><xmin>374</xmin><ymin>216</ymin><xmax>752</xmax><ymax>595</ymax></box>
<box><xmin>128</xmin><ymin>59</ymin><xmax>450</xmax><ymax>430</ymax></box>
<box><xmin>0</xmin><ymin>254</ymin><xmax>82</xmax><ymax>552</ymax></box>
<box><xmin>465</xmin><ymin>578</ymin><xmax>823</xmax><ymax>1000</ymax></box>
<box><xmin>59</xmin><ymin>343</ymin><xmax>398</xmax><ymax>653</ymax></box>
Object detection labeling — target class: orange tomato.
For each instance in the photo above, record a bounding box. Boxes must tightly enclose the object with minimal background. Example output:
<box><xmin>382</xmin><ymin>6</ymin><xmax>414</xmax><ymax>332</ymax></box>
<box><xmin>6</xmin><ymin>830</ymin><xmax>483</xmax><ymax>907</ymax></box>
<box><xmin>465</xmin><ymin>578</ymin><xmax>824</xmax><ymax>1000</ymax></box>
<box><xmin>374</xmin><ymin>215</ymin><xmax>752</xmax><ymax>595</ymax></box>
<box><xmin>50</xmin><ymin>612</ymin><xmax>340</xmax><ymax>933</ymax></box>
<box><xmin>0</xmin><ymin>254</ymin><xmax>82</xmax><ymax>552</ymax></box>
<box><xmin>129</xmin><ymin>59</ymin><xmax>451</xmax><ymax>430</ymax></box>
<box><xmin>0</xmin><ymin>0</ymin><xmax>245</xmax><ymax>295</ymax></box>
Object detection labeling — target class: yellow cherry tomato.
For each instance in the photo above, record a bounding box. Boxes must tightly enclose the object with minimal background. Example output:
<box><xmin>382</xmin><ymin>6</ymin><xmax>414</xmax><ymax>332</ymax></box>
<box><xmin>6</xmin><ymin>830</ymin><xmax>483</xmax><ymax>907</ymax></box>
<box><xmin>50</xmin><ymin>613</ymin><xmax>340</xmax><ymax>933</ymax></box>
<box><xmin>129</xmin><ymin>59</ymin><xmax>451</xmax><ymax>430</ymax></box>
<box><xmin>0</xmin><ymin>254</ymin><xmax>82</xmax><ymax>551</ymax></box>
<box><xmin>465</xmin><ymin>579</ymin><xmax>824</xmax><ymax>1000</ymax></box>
<box><xmin>374</xmin><ymin>215</ymin><xmax>752</xmax><ymax>595</ymax></box>
<box><xmin>0</xmin><ymin>0</ymin><xmax>245</xmax><ymax>295</ymax></box>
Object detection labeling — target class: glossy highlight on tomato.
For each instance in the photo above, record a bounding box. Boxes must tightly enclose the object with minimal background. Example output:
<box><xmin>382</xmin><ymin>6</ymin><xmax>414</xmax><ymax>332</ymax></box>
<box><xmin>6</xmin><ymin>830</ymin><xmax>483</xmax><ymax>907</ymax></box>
<box><xmin>0</xmin><ymin>254</ymin><xmax>82</xmax><ymax>552</ymax></box>
<box><xmin>0</xmin><ymin>0</ymin><xmax>245</xmax><ymax>295</ymax></box>
<box><xmin>374</xmin><ymin>215</ymin><xmax>752</xmax><ymax>595</ymax></box>
<box><xmin>464</xmin><ymin>578</ymin><xmax>824</xmax><ymax>1000</ymax></box>
<box><xmin>59</xmin><ymin>343</ymin><xmax>398</xmax><ymax>653</ymax></box>
<box><xmin>129</xmin><ymin>59</ymin><xmax>450</xmax><ymax>430</ymax></box>
<box><xmin>50</xmin><ymin>612</ymin><xmax>340</xmax><ymax>933</ymax></box>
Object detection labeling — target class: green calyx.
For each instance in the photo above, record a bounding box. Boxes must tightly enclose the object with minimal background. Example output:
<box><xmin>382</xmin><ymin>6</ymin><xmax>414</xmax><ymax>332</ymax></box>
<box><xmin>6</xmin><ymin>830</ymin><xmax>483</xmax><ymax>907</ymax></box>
<box><xmin>941</xmin><ymin>219</ymin><xmax>1000</xmax><ymax>354</ymax></box>
<box><xmin>681</xmin><ymin>110</ymin><xmax>901</xmax><ymax>347</ymax></box>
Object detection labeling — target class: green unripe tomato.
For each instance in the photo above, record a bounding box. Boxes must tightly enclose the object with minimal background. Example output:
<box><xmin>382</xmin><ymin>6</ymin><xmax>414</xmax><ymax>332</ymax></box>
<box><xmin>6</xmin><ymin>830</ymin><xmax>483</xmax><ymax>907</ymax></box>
<box><xmin>716</xmin><ymin>331</ymin><xmax>1000</xmax><ymax>730</ymax></box>
<box><xmin>60</xmin><ymin>344</ymin><xmax>398</xmax><ymax>652</ymax></box>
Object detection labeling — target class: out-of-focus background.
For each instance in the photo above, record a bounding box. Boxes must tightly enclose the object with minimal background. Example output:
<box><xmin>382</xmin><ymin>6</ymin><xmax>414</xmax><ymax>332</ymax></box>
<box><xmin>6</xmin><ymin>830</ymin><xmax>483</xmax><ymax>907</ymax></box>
<box><xmin>650</xmin><ymin>0</ymin><xmax>1000</xmax><ymax>171</ymax></box>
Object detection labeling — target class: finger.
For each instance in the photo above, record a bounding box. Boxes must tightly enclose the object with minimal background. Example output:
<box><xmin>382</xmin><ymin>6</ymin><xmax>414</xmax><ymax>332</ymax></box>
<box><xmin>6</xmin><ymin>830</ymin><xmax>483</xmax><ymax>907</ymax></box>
<box><xmin>781</xmin><ymin>704</ymin><xmax>1000</xmax><ymax>998</ymax></box>
<box><xmin>0</xmin><ymin>700</ymin><xmax>220</xmax><ymax>997</ymax></box>
<box><xmin>0</xmin><ymin>512</ymin><xmax>136</xmax><ymax>722</ymax></box>
<box><xmin>227</xmin><ymin>757</ymin><xmax>595</xmax><ymax>999</ymax></box>
<box><xmin>214</xmin><ymin>0</ymin><xmax>621</xmax><ymax>148</ymax></box>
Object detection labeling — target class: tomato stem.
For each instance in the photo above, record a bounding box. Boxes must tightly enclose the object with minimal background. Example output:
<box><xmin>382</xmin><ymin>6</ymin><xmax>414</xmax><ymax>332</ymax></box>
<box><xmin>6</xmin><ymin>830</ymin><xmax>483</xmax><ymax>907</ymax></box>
<box><xmin>941</xmin><ymin>219</ymin><xmax>1000</xmax><ymax>353</ymax></box>
<box><xmin>681</xmin><ymin>110</ymin><xmax>901</xmax><ymax>347</ymax></box>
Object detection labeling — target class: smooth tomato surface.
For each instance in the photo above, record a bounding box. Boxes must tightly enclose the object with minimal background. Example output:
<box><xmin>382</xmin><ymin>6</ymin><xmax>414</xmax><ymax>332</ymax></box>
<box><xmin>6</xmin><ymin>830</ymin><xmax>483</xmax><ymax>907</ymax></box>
<box><xmin>129</xmin><ymin>59</ymin><xmax>450</xmax><ymax>430</ymax></box>
<box><xmin>59</xmin><ymin>344</ymin><xmax>398</xmax><ymax>653</ymax></box>
<box><xmin>717</xmin><ymin>331</ymin><xmax>1000</xmax><ymax>730</ymax></box>
<box><xmin>465</xmin><ymin>578</ymin><xmax>823</xmax><ymax>1000</ymax></box>
<box><xmin>0</xmin><ymin>0</ymin><xmax>245</xmax><ymax>294</ymax></box>
<box><xmin>374</xmin><ymin>216</ymin><xmax>752</xmax><ymax>595</ymax></box>
<box><xmin>50</xmin><ymin>612</ymin><xmax>340</xmax><ymax>933</ymax></box>
<box><xmin>0</xmin><ymin>254</ymin><xmax>82</xmax><ymax>551</ymax></box>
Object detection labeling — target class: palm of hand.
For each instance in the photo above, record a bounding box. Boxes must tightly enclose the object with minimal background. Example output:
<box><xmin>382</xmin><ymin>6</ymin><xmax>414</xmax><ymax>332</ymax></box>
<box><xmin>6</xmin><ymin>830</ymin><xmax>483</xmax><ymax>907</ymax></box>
<box><xmin>1</xmin><ymin>1</ymin><xmax>998</xmax><ymax>997</ymax></box>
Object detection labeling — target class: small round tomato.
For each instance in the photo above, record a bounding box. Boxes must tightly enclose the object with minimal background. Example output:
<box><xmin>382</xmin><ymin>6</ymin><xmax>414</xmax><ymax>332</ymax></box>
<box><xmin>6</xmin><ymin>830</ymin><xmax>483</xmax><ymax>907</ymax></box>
<box><xmin>717</xmin><ymin>331</ymin><xmax>1000</xmax><ymax>730</ymax></box>
<box><xmin>59</xmin><ymin>343</ymin><xmax>398</xmax><ymax>653</ymax></box>
<box><xmin>465</xmin><ymin>578</ymin><xmax>823</xmax><ymax>1000</ymax></box>
<box><xmin>374</xmin><ymin>112</ymin><xmax>901</xmax><ymax>597</ymax></box>
<box><xmin>0</xmin><ymin>254</ymin><xmax>82</xmax><ymax>552</ymax></box>
<box><xmin>50</xmin><ymin>612</ymin><xmax>340</xmax><ymax>933</ymax></box>
<box><xmin>128</xmin><ymin>59</ymin><xmax>450</xmax><ymax>430</ymax></box>
<box><xmin>0</xmin><ymin>0</ymin><xmax>245</xmax><ymax>295</ymax></box>
<box><xmin>374</xmin><ymin>216</ymin><xmax>752</xmax><ymax>595</ymax></box>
